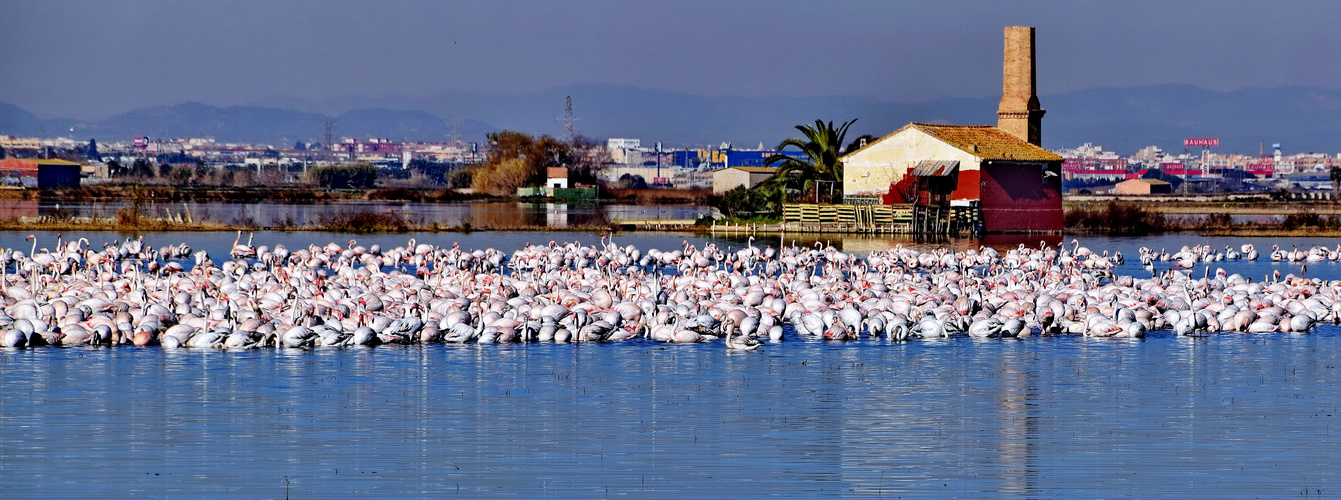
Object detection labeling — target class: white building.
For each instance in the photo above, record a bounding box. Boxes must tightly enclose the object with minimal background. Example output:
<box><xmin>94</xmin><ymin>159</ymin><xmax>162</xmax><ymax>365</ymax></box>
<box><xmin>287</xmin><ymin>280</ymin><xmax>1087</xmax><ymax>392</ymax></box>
<box><xmin>607</xmin><ymin>138</ymin><xmax>643</xmax><ymax>165</ymax></box>
<box><xmin>712</xmin><ymin>167</ymin><xmax>777</xmax><ymax>194</ymax></box>
<box><xmin>546</xmin><ymin>167</ymin><xmax>569</xmax><ymax>189</ymax></box>
<box><xmin>841</xmin><ymin>123</ymin><xmax>1063</xmax><ymax>232</ymax></box>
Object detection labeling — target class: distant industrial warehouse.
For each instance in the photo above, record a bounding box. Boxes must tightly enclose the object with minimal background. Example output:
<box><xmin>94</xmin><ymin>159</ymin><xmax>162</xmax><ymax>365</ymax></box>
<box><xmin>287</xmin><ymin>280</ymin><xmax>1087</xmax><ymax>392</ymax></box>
<box><xmin>2</xmin><ymin>129</ymin><xmax>1338</xmax><ymax>196</ymax></box>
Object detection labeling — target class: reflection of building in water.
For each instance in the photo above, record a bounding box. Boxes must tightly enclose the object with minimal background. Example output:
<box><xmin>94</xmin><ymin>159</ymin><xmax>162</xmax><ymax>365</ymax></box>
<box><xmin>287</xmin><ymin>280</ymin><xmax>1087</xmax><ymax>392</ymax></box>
<box><xmin>996</xmin><ymin>358</ymin><xmax>1038</xmax><ymax>496</ymax></box>
<box><xmin>0</xmin><ymin>200</ymin><xmax>38</xmax><ymax>219</ymax></box>
<box><xmin>546</xmin><ymin>203</ymin><xmax>568</xmax><ymax>228</ymax></box>
<box><xmin>472</xmin><ymin>203</ymin><xmax>545</xmax><ymax>228</ymax></box>
<box><xmin>829</xmin><ymin>234</ymin><xmax>1065</xmax><ymax>256</ymax></box>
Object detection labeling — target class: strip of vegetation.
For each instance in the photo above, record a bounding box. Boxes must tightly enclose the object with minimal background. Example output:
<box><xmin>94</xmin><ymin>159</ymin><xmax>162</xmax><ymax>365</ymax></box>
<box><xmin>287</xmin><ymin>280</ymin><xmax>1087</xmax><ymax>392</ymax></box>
<box><xmin>0</xmin><ymin>199</ymin><xmax>621</xmax><ymax>233</ymax></box>
<box><xmin>1198</xmin><ymin>211</ymin><xmax>1341</xmax><ymax>236</ymax></box>
<box><xmin>605</xmin><ymin>187</ymin><xmax>710</xmax><ymax>205</ymax></box>
<box><xmin>2</xmin><ymin>184</ymin><xmax>504</xmax><ymax>204</ymax></box>
<box><xmin>1065</xmin><ymin>202</ymin><xmax>1341</xmax><ymax>236</ymax></box>
<box><xmin>0</xmin><ymin>214</ymin><xmax>627</xmax><ymax>234</ymax></box>
<box><xmin>364</xmin><ymin>188</ymin><xmax>480</xmax><ymax>202</ymax></box>
<box><xmin>1064</xmin><ymin>202</ymin><xmax>1169</xmax><ymax>235</ymax></box>
<box><xmin>0</xmin><ymin>213</ymin><xmax>233</xmax><ymax>233</ymax></box>
<box><xmin>707</xmin><ymin>186</ymin><xmax>781</xmax><ymax>219</ymax></box>
<box><xmin>314</xmin><ymin>211</ymin><xmax>414</xmax><ymax>233</ymax></box>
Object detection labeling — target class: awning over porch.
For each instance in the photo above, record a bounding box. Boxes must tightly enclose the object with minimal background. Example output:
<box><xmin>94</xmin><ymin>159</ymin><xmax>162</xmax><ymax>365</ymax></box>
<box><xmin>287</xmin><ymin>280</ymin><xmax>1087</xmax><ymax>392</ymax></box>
<box><xmin>910</xmin><ymin>160</ymin><xmax>960</xmax><ymax>177</ymax></box>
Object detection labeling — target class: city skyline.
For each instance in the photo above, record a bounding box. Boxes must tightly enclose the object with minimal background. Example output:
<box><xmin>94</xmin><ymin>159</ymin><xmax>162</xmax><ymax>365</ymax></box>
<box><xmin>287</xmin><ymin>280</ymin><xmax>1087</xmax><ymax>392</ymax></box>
<box><xmin>2</xmin><ymin>0</ymin><xmax>1339</xmax><ymax>120</ymax></box>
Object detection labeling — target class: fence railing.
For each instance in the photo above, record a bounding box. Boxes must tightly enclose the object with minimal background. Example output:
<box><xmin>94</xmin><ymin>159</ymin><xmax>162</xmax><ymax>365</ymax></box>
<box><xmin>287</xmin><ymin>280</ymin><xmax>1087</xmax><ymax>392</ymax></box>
<box><xmin>780</xmin><ymin>203</ymin><xmax>979</xmax><ymax>235</ymax></box>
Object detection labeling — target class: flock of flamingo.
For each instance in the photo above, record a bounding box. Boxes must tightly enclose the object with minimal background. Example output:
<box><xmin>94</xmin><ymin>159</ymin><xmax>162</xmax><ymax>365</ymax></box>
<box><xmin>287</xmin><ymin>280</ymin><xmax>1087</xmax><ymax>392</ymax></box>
<box><xmin>0</xmin><ymin>232</ymin><xmax>1336</xmax><ymax>350</ymax></box>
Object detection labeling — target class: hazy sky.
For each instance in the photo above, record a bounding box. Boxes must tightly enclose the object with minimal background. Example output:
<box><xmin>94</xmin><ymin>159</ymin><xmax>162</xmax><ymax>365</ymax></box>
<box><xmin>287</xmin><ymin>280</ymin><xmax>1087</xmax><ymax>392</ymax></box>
<box><xmin>3</xmin><ymin>0</ymin><xmax>1338</xmax><ymax>119</ymax></box>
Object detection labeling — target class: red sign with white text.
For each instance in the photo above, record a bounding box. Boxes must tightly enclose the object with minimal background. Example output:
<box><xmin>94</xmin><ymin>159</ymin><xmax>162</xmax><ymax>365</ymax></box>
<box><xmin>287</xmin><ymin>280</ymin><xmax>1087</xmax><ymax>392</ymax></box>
<box><xmin>1184</xmin><ymin>138</ymin><xmax>1219</xmax><ymax>147</ymax></box>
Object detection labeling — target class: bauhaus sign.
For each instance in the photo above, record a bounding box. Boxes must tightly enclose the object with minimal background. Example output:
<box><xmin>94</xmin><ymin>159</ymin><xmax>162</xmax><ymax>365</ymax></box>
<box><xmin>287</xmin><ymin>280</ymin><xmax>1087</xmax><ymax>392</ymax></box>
<box><xmin>1184</xmin><ymin>138</ymin><xmax>1219</xmax><ymax>147</ymax></box>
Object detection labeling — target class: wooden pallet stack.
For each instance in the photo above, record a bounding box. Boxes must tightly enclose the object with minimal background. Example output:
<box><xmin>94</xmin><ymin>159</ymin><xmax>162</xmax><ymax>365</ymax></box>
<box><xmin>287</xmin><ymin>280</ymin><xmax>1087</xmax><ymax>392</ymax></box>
<box><xmin>783</xmin><ymin>203</ymin><xmax>923</xmax><ymax>233</ymax></box>
<box><xmin>887</xmin><ymin>205</ymin><xmax>913</xmax><ymax>230</ymax></box>
<box><xmin>698</xmin><ymin>203</ymin><xmax>981</xmax><ymax>235</ymax></box>
<box><xmin>950</xmin><ymin>206</ymin><xmax>981</xmax><ymax>234</ymax></box>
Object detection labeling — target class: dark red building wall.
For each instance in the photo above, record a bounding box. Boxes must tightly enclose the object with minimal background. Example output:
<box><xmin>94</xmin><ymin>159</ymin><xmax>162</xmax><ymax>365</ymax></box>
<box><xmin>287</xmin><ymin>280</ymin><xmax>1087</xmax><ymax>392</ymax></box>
<box><xmin>883</xmin><ymin>169</ymin><xmax>981</xmax><ymax>204</ymax></box>
<box><xmin>950</xmin><ymin>169</ymin><xmax>980</xmax><ymax>201</ymax></box>
<box><xmin>979</xmin><ymin>161</ymin><xmax>1063</xmax><ymax>232</ymax></box>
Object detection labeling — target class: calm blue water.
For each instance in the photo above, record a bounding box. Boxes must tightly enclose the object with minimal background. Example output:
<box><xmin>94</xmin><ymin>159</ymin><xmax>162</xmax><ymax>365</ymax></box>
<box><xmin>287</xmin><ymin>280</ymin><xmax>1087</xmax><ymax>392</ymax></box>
<box><xmin>2</xmin><ymin>331</ymin><xmax>1339</xmax><ymax>498</ymax></box>
<box><xmin>4</xmin><ymin>230</ymin><xmax>1341</xmax><ymax>497</ymax></box>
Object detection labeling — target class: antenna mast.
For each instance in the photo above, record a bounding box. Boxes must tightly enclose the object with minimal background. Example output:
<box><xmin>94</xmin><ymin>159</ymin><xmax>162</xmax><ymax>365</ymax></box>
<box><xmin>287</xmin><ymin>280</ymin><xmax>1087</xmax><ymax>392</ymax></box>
<box><xmin>563</xmin><ymin>96</ymin><xmax>575</xmax><ymax>142</ymax></box>
<box><xmin>448</xmin><ymin>121</ymin><xmax>461</xmax><ymax>145</ymax></box>
<box><xmin>323</xmin><ymin>120</ymin><xmax>335</xmax><ymax>161</ymax></box>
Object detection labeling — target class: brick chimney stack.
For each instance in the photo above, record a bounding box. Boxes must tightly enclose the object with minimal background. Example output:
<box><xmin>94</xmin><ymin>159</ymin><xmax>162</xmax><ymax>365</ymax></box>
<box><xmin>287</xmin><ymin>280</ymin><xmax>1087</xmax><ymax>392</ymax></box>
<box><xmin>997</xmin><ymin>26</ymin><xmax>1044</xmax><ymax>146</ymax></box>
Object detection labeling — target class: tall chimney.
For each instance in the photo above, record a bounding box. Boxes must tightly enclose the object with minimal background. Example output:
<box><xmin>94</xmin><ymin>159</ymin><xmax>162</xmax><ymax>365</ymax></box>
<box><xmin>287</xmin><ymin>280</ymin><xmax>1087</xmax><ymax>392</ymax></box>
<box><xmin>997</xmin><ymin>26</ymin><xmax>1044</xmax><ymax>146</ymax></box>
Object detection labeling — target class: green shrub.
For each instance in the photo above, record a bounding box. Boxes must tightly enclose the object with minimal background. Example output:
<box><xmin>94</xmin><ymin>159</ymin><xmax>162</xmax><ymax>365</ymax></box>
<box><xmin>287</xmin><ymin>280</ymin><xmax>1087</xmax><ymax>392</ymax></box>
<box><xmin>308</xmin><ymin>163</ymin><xmax>379</xmax><ymax>189</ymax></box>
<box><xmin>707</xmin><ymin>186</ymin><xmax>774</xmax><ymax>218</ymax></box>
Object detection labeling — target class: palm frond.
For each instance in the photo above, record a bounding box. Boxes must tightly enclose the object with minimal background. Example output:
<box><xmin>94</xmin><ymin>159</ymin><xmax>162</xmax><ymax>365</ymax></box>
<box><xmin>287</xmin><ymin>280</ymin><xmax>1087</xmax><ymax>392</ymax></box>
<box><xmin>763</xmin><ymin>118</ymin><xmax>859</xmax><ymax>198</ymax></box>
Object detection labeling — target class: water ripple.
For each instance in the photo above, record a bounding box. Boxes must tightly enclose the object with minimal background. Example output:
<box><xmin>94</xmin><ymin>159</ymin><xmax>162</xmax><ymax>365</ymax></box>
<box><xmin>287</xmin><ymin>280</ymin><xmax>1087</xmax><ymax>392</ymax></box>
<box><xmin>3</xmin><ymin>330</ymin><xmax>1341</xmax><ymax>497</ymax></box>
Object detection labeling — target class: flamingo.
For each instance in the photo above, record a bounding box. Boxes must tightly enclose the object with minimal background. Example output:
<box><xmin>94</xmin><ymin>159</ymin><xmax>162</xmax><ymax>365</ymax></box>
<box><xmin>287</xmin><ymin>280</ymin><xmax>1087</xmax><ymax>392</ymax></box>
<box><xmin>231</xmin><ymin>231</ymin><xmax>256</xmax><ymax>259</ymax></box>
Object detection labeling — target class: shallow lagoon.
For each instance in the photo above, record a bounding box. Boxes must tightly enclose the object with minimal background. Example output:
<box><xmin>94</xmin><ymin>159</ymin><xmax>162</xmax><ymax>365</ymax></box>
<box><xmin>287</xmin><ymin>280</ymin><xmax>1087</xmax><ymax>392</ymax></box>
<box><xmin>3</xmin><ymin>230</ymin><xmax>1341</xmax><ymax>497</ymax></box>
<box><xmin>3</xmin><ymin>330</ymin><xmax>1339</xmax><ymax>498</ymax></box>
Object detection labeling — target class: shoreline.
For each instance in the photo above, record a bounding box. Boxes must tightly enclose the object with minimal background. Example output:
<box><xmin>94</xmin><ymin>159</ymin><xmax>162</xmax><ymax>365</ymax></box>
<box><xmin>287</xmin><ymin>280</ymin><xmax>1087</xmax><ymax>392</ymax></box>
<box><xmin>0</xmin><ymin>184</ymin><xmax>711</xmax><ymax>205</ymax></box>
<box><xmin>0</xmin><ymin>215</ymin><xmax>622</xmax><ymax>234</ymax></box>
<box><xmin>1066</xmin><ymin>201</ymin><xmax>1341</xmax><ymax>215</ymax></box>
<box><xmin>6</xmin><ymin>186</ymin><xmax>1341</xmax><ymax>236</ymax></box>
<box><xmin>6</xmin><ymin>215</ymin><xmax>1341</xmax><ymax>237</ymax></box>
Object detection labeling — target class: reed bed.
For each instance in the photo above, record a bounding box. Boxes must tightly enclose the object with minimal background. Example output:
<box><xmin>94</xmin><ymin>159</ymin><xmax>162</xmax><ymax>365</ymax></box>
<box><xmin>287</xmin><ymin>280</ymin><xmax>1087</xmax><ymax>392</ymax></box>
<box><xmin>1064</xmin><ymin>202</ymin><xmax>1169</xmax><ymax>235</ymax></box>
<box><xmin>1065</xmin><ymin>201</ymin><xmax>1341</xmax><ymax>236</ymax></box>
<box><xmin>604</xmin><ymin>187</ymin><xmax>710</xmax><ymax>204</ymax></box>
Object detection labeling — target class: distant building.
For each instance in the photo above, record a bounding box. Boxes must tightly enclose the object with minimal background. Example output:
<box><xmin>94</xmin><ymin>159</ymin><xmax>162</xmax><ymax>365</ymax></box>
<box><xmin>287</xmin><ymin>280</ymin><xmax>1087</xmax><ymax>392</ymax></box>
<box><xmin>1114</xmin><ymin>178</ymin><xmax>1171</xmax><ymax>195</ymax></box>
<box><xmin>546</xmin><ymin>167</ymin><xmax>569</xmax><ymax>189</ymax></box>
<box><xmin>841</xmin><ymin>27</ymin><xmax>1062</xmax><ymax>232</ymax></box>
<box><xmin>603</xmin><ymin>165</ymin><xmax>686</xmax><ymax>187</ymax></box>
<box><xmin>672</xmin><ymin>169</ymin><xmax>715</xmax><ymax>190</ymax></box>
<box><xmin>607</xmin><ymin>138</ymin><xmax>641</xmax><ymax>150</ymax></box>
<box><xmin>37</xmin><ymin>160</ymin><xmax>81</xmax><ymax>189</ymax></box>
<box><xmin>712</xmin><ymin>166</ymin><xmax>776</xmax><ymax>194</ymax></box>
<box><xmin>607</xmin><ymin>138</ymin><xmax>643</xmax><ymax>165</ymax></box>
<box><xmin>842</xmin><ymin>123</ymin><xmax>1063</xmax><ymax>232</ymax></box>
<box><xmin>1158</xmin><ymin>162</ymin><xmax>1203</xmax><ymax>177</ymax></box>
<box><xmin>0</xmin><ymin>158</ymin><xmax>82</xmax><ymax>189</ymax></box>
<box><xmin>332</xmin><ymin>137</ymin><xmax>403</xmax><ymax>160</ymax></box>
<box><xmin>1245</xmin><ymin>161</ymin><xmax>1277</xmax><ymax>178</ymax></box>
<box><xmin>1057</xmin><ymin>143</ymin><xmax>1130</xmax><ymax>181</ymax></box>
<box><xmin>0</xmin><ymin>136</ymin><xmax>43</xmax><ymax>151</ymax></box>
<box><xmin>1130</xmin><ymin>145</ymin><xmax>1167</xmax><ymax>167</ymax></box>
<box><xmin>81</xmin><ymin>162</ymin><xmax>109</xmax><ymax>179</ymax></box>
<box><xmin>670</xmin><ymin>148</ymin><xmax>779</xmax><ymax>169</ymax></box>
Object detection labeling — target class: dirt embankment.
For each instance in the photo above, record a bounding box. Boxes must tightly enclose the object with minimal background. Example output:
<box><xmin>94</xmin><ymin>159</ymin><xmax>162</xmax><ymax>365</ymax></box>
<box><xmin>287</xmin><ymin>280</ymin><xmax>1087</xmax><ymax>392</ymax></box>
<box><xmin>1066</xmin><ymin>196</ymin><xmax>1341</xmax><ymax>215</ymax></box>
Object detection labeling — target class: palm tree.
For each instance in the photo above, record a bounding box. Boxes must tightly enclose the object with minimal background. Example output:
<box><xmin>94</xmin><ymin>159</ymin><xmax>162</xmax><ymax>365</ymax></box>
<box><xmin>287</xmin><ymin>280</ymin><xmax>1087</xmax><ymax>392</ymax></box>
<box><xmin>763</xmin><ymin>119</ymin><xmax>858</xmax><ymax>203</ymax></box>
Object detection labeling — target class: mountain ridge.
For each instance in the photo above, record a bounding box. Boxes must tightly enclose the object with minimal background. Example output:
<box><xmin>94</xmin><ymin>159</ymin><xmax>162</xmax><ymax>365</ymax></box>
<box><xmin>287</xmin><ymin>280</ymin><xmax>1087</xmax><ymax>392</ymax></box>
<box><xmin>3</xmin><ymin>84</ymin><xmax>1338</xmax><ymax>155</ymax></box>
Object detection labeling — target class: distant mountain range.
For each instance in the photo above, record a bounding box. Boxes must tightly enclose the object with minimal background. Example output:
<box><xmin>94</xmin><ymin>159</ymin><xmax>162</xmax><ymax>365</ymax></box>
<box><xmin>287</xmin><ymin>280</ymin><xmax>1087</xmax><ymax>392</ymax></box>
<box><xmin>3</xmin><ymin>84</ymin><xmax>1338</xmax><ymax>155</ymax></box>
